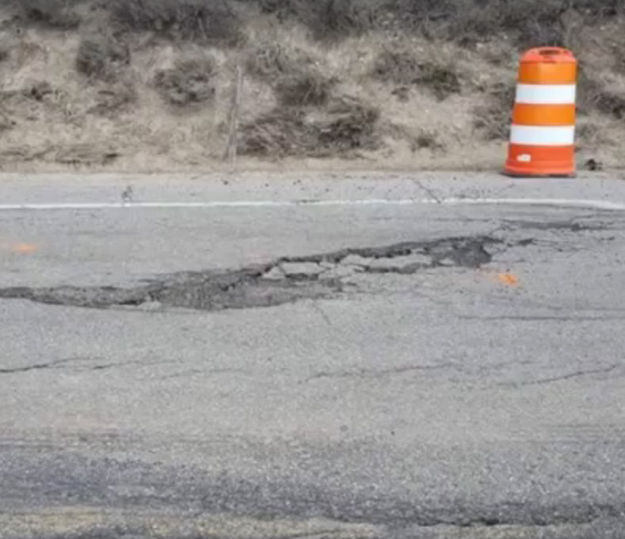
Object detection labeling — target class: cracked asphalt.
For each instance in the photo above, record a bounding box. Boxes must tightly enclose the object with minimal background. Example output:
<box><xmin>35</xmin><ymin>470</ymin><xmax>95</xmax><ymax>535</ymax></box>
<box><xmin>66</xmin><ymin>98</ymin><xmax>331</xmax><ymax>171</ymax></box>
<box><xmin>1</xmin><ymin>173</ymin><xmax>625</xmax><ymax>538</ymax></box>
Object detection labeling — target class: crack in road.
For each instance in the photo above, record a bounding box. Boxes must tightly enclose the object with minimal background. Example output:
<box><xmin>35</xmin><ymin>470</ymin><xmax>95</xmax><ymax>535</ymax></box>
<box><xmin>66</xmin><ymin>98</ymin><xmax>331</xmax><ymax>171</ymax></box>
<box><xmin>156</xmin><ymin>367</ymin><xmax>244</xmax><ymax>381</ymax></box>
<box><xmin>459</xmin><ymin>315</ymin><xmax>625</xmax><ymax>322</ymax></box>
<box><xmin>305</xmin><ymin>362</ymin><xmax>455</xmax><ymax>382</ymax></box>
<box><xmin>498</xmin><ymin>365</ymin><xmax>620</xmax><ymax>388</ymax></box>
<box><xmin>0</xmin><ymin>357</ymin><xmax>176</xmax><ymax>375</ymax></box>
<box><xmin>0</xmin><ymin>358</ymin><xmax>81</xmax><ymax>374</ymax></box>
<box><xmin>0</xmin><ymin>235</ymin><xmax>502</xmax><ymax>312</ymax></box>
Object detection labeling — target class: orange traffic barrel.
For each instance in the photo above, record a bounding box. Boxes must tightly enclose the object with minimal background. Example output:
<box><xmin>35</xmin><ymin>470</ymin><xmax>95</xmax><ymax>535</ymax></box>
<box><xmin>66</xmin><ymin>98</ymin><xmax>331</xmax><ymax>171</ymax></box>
<box><xmin>505</xmin><ymin>47</ymin><xmax>578</xmax><ymax>177</ymax></box>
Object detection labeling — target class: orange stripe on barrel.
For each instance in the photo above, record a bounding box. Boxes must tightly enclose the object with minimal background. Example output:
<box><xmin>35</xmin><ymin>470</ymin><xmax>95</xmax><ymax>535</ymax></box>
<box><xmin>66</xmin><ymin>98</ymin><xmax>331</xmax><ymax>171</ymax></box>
<box><xmin>506</xmin><ymin>144</ymin><xmax>575</xmax><ymax>176</ymax></box>
<box><xmin>518</xmin><ymin>63</ymin><xmax>577</xmax><ymax>84</ymax></box>
<box><xmin>513</xmin><ymin>104</ymin><xmax>576</xmax><ymax>126</ymax></box>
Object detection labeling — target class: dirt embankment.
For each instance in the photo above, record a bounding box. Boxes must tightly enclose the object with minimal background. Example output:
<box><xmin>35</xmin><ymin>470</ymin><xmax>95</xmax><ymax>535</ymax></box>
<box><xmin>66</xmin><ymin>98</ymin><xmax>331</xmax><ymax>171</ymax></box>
<box><xmin>0</xmin><ymin>0</ymin><xmax>623</xmax><ymax>172</ymax></box>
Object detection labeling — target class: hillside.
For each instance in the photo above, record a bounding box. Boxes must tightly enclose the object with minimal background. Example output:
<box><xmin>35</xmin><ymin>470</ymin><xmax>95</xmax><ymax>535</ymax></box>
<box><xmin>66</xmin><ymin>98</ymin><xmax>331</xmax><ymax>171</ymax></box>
<box><xmin>0</xmin><ymin>0</ymin><xmax>623</xmax><ymax>172</ymax></box>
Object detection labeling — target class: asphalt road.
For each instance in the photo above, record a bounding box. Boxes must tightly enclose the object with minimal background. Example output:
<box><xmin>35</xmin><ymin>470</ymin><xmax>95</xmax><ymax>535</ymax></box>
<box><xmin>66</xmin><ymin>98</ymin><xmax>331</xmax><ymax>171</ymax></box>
<box><xmin>1</xmin><ymin>172</ymin><xmax>625</xmax><ymax>538</ymax></box>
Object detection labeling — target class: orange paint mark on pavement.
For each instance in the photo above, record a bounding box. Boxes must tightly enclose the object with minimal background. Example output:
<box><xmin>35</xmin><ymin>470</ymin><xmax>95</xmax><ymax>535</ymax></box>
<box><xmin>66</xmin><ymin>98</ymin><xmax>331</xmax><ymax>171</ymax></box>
<box><xmin>497</xmin><ymin>273</ymin><xmax>520</xmax><ymax>287</ymax></box>
<box><xmin>11</xmin><ymin>243</ymin><xmax>38</xmax><ymax>254</ymax></box>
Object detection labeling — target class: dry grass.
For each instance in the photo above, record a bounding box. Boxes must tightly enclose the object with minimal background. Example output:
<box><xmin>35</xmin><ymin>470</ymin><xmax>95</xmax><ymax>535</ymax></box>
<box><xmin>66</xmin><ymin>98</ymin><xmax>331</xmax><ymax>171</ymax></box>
<box><xmin>393</xmin><ymin>0</ymin><xmax>622</xmax><ymax>47</ymax></box>
<box><xmin>414</xmin><ymin>61</ymin><xmax>461</xmax><ymax>100</ymax></box>
<box><xmin>371</xmin><ymin>50</ymin><xmax>421</xmax><ymax>86</ymax></box>
<box><xmin>594</xmin><ymin>91</ymin><xmax>625</xmax><ymax>119</ymax></box>
<box><xmin>6</xmin><ymin>0</ymin><xmax>623</xmax><ymax>47</ymax></box>
<box><xmin>11</xmin><ymin>0</ymin><xmax>82</xmax><ymax>28</ymax></box>
<box><xmin>23</xmin><ymin>81</ymin><xmax>54</xmax><ymax>102</ymax></box>
<box><xmin>411</xmin><ymin>129</ymin><xmax>443</xmax><ymax>151</ymax></box>
<box><xmin>254</xmin><ymin>0</ymin><xmax>383</xmax><ymax>41</ymax></box>
<box><xmin>239</xmin><ymin>96</ymin><xmax>380</xmax><ymax>157</ymax></box>
<box><xmin>578</xmin><ymin>68</ymin><xmax>625</xmax><ymax>119</ymax></box>
<box><xmin>76</xmin><ymin>34</ymin><xmax>130</xmax><ymax>81</ymax></box>
<box><xmin>54</xmin><ymin>143</ymin><xmax>120</xmax><ymax>165</ymax></box>
<box><xmin>89</xmin><ymin>81</ymin><xmax>137</xmax><ymax>116</ymax></box>
<box><xmin>0</xmin><ymin>0</ymin><xmax>624</xmax><ymax>170</ymax></box>
<box><xmin>110</xmin><ymin>0</ymin><xmax>242</xmax><ymax>44</ymax></box>
<box><xmin>473</xmin><ymin>81</ymin><xmax>515</xmax><ymax>141</ymax></box>
<box><xmin>317</xmin><ymin>97</ymin><xmax>380</xmax><ymax>151</ymax></box>
<box><xmin>154</xmin><ymin>55</ymin><xmax>218</xmax><ymax>106</ymax></box>
<box><xmin>246</xmin><ymin>42</ymin><xmax>334</xmax><ymax>107</ymax></box>
<box><xmin>443</xmin><ymin>0</ymin><xmax>568</xmax><ymax>47</ymax></box>
<box><xmin>245</xmin><ymin>41</ymin><xmax>303</xmax><ymax>79</ymax></box>
<box><xmin>274</xmin><ymin>70</ymin><xmax>334</xmax><ymax>107</ymax></box>
<box><xmin>237</xmin><ymin>109</ymin><xmax>313</xmax><ymax>157</ymax></box>
<box><xmin>372</xmin><ymin>50</ymin><xmax>461</xmax><ymax>100</ymax></box>
<box><xmin>0</xmin><ymin>37</ymin><xmax>10</xmax><ymax>63</ymax></box>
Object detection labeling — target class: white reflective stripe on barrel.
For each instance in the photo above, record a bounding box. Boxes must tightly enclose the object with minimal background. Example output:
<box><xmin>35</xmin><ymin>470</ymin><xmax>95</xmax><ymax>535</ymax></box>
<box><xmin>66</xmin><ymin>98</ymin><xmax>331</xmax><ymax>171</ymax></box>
<box><xmin>510</xmin><ymin>125</ymin><xmax>576</xmax><ymax>146</ymax></box>
<box><xmin>515</xmin><ymin>84</ymin><xmax>577</xmax><ymax>104</ymax></box>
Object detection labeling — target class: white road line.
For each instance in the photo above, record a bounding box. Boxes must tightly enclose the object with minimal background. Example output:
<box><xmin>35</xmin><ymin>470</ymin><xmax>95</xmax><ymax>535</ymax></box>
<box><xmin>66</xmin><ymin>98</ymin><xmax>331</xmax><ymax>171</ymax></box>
<box><xmin>0</xmin><ymin>198</ymin><xmax>624</xmax><ymax>211</ymax></box>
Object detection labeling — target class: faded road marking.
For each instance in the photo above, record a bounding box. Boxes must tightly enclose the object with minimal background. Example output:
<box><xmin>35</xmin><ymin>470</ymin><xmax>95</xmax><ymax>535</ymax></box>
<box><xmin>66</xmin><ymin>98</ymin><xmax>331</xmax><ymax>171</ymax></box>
<box><xmin>0</xmin><ymin>198</ymin><xmax>624</xmax><ymax>211</ymax></box>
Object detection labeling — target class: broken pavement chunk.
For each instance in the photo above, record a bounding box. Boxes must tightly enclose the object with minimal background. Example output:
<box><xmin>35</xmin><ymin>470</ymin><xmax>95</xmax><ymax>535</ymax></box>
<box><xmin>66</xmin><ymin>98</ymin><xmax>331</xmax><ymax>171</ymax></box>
<box><xmin>368</xmin><ymin>253</ymin><xmax>432</xmax><ymax>273</ymax></box>
<box><xmin>279</xmin><ymin>262</ymin><xmax>325</xmax><ymax>279</ymax></box>
<box><xmin>340</xmin><ymin>254</ymin><xmax>374</xmax><ymax>267</ymax></box>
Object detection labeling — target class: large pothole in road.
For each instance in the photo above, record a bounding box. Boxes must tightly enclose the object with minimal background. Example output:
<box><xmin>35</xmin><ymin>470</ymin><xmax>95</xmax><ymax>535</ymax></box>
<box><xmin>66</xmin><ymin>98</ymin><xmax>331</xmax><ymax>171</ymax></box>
<box><xmin>0</xmin><ymin>236</ymin><xmax>499</xmax><ymax>312</ymax></box>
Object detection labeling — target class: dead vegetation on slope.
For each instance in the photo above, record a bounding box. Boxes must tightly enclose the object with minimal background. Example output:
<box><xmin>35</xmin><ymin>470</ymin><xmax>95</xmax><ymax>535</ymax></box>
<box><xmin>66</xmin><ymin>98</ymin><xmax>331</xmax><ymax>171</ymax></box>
<box><xmin>11</xmin><ymin>0</ymin><xmax>83</xmax><ymax>29</ymax></box>
<box><xmin>154</xmin><ymin>54</ymin><xmax>218</xmax><ymax>106</ymax></box>
<box><xmin>371</xmin><ymin>49</ymin><xmax>461</xmax><ymax>100</ymax></box>
<box><xmin>254</xmin><ymin>0</ymin><xmax>380</xmax><ymax>41</ymax></box>
<box><xmin>0</xmin><ymin>0</ymin><xmax>623</xmax><ymax>170</ymax></box>
<box><xmin>76</xmin><ymin>34</ymin><xmax>130</xmax><ymax>81</ymax></box>
<box><xmin>88</xmin><ymin>81</ymin><xmax>137</xmax><ymax>116</ymax></box>
<box><xmin>246</xmin><ymin>42</ymin><xmax>335</xmax><ymax>107</ymax></box>
<box><xmin>110</xmin><ymin>0</ymin><xmax>243</xmax><ymax>45</ymax></box>
<box><xmin>473</xmin><ymin>82</ymin><xmax>515</xmax><ymax>141</ymax></box>
<box><xmin>239</xmin><ymin>96</ymin><xmax>380</xmax><ymax>158</ymax></box>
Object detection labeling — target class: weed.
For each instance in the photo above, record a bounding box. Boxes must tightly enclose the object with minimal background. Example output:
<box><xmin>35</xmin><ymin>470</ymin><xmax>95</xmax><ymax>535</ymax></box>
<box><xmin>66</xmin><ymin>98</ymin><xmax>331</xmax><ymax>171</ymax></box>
<box><xmin>13</xmin><ymin>0</ymin><xmax>82</xmax><ymax>29</ymax></box>
<box><xmin>275</xmin><ymin>71</ymin><xmax>334</xmax><ymax>107</ymax></box>
<box><xmin>578</xmin><ymin>69</ymin><xmax>625</xmax><ymax>119</ymax></box>
<box><xmin>154</xmin><ymin>55</ymin><xmax>217</xmax><ymax>106</ymax></box>
<box><xmin>238</xmin><ymin>109</ymin><xmax>314</xmax><ymax>157</ymax></box>
<box><xmin>371</xmin><ymin>50</ymin><xmax>460</xmax><ymax>100</ymax></box>
<box><xmin>76</xmin><ymin>34</ymin><xmax>130</xmax><ymax>81</ymax></box>
<box><xmin>411</xmin><ymin>129</ymin><xmax>443</xmax><ymax>151</ymax></box>
<box><xmin>473</xmin><ymin>81</ymin><xmax>515</xmax><ymax>141</ymax></box>
<box><xmin>391</xmin><ymin>0</ymin><xmax>621</xmax><ymax>47</ymax></box>
<box><xmin>23</xmin><ymin>80</ymin><xmax>53</xmax><ymax>101</ymax></box>
<box><xmin>239</xmin><ymin>96</ymin><xmax>380</xmax><ymax>157</ymax></box>
<box><xmin>246</xmin><ymin>42</ymin><xmax>334</xmax><ymax>107</ymax></box>
<box><xmin>0</xmin><ymin>37</ymin><xmax>10</xmax><ymax>62</ymax></box>
<box><xmin>450</xmin><ymin>0</ymin><xmax>567</xmax><ymax>47</ymax></box>
<box><xmin>255</xmin><ymin>0</ymin><xmax>381</xmax><ymax>41</ymax></box>
<box><xmin>246</xmin><ymin>42</ymin><xmax>303</xmax><ymax>80</ymax></box>
<box><xmin>594</xmin><ymin>91</ymin><xmax>625</xmax><ymax>119</ymax></box>
<box><xmin>89</xmin><ymin>81</ymin><xmax>137</xmax><ymax>116</ymax></box>
<box><xmin>110</xmin><ymin>0</ymin><xmax>242</xmax><ymax>44</ymax></box>
<box><xmin>371</xmin><ymin>50</ymin><xmax>421</xmax><ymax>86</ymax></box>
<box><xmin>577</xmin><ymin>122</ymin><xmax>601</xmax><ymax>147</ymax></box>
<box><xmin>414</xmin><ymin>61</ymin><xmax>460</xmax><ymax>100</ymax></box>
<box><xmin>317</xmin><ymin>96</ymin><xmax>380</xmax><ymax>152</ymax></box>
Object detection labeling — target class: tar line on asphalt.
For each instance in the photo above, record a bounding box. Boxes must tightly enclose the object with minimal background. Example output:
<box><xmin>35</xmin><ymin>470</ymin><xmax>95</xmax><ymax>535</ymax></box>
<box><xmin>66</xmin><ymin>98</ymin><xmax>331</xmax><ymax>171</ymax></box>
<box><xmin>0</xmin><ymin>198</ymin><xmax>624</xmax><ymax>211</ymax></box>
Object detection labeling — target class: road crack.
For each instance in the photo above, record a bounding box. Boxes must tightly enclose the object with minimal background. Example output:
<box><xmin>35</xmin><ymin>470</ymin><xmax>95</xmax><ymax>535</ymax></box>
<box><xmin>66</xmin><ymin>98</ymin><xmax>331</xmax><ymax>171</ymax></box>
<box><xmin>0</xmin><ymin>357</ymin><xmax>174</xmax><ymax>375</ymax></box>
<box><xmin>499</xmin><ymin>365</ymin><xmax>620</xmax><ymax>388</ymax></box>
<box><xmin>305</xmin><ymin>362</ymin><xmax>455</xmax><ymax>382</ymax></box>
<box><xmin>0</xmin><ymin>358</ymin><xmax>80</xmax><ymax>374</ymax></box>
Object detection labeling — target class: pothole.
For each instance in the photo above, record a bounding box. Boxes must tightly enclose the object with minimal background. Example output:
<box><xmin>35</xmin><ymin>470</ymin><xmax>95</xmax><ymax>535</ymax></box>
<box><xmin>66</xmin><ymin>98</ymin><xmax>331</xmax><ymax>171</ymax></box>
<box><xmin>0</xmin><ymin>236</ymin><xmax>500</xmax><ymax>312</ymax></box>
